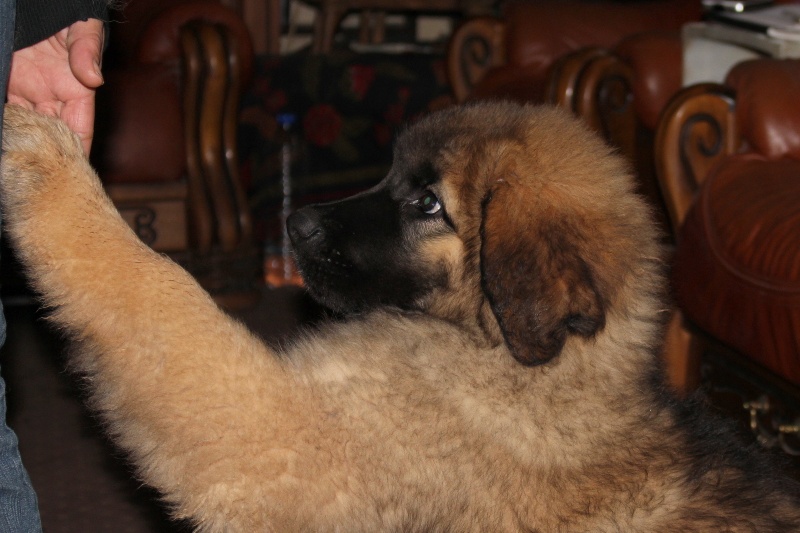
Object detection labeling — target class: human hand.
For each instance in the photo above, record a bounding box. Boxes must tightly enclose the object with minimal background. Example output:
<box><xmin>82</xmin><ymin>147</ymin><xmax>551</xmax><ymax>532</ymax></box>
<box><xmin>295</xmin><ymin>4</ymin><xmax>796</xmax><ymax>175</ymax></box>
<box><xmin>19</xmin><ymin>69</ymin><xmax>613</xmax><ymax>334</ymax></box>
<box><xmin>8</xmin><ymin>18</ymin><xmax>105</xmax><ymax>154</ymax></box>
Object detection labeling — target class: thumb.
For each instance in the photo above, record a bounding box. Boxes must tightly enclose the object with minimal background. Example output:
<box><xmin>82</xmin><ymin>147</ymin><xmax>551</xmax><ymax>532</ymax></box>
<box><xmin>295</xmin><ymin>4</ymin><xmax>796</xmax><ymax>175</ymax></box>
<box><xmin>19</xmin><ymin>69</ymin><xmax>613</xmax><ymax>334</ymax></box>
<box><xmin>67</xmin><ymin>19</ymin><xmax>105</xmax><ymax>89</ymax></box>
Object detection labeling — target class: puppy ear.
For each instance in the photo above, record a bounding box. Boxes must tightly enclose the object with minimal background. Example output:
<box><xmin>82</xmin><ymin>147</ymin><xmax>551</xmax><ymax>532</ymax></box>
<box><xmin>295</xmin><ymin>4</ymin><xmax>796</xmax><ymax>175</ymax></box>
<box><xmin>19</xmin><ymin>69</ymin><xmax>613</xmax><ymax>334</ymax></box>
<box><xmin>480</xmin><ymin>181</ymin><xmax>607</xmax><ymax>365</ymax></box>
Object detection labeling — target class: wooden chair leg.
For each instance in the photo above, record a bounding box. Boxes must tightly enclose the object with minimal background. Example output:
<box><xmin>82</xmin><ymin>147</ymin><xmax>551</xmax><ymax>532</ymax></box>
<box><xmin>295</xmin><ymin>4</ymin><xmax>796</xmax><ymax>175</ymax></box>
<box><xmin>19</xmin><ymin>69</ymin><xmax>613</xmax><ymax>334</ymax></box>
<box><xmin>663</xmin><ymin>308</ymin><xmax>703</xmax><ymax>394</ymax></box>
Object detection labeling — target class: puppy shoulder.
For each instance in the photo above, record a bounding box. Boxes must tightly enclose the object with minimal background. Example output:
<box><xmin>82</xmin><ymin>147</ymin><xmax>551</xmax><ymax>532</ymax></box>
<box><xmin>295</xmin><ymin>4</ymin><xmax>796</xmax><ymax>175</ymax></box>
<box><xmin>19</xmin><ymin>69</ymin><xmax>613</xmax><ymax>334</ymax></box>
<box><xmin>284</xmin><ymin>312</ymin><xmax>482</xmax><ymax>389</ymax></box>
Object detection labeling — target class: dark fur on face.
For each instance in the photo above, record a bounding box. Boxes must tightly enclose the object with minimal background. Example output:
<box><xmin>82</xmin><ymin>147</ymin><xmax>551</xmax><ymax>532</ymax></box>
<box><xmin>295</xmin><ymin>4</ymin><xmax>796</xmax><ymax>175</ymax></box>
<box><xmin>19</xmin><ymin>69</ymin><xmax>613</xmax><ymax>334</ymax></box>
<box><xmin>285</xmin><ymin>106</ymin><xmax>502</xmax><ymax>318</ymax></box>
<box><xmin>287</xmin><ymin>187</ymin><xmax>444</xmax><ymax>314</ymax></box>
<box><xmin>288</xmin><ymin>159</ymin><xmax>451</xmax><ymax>315</ymax></box>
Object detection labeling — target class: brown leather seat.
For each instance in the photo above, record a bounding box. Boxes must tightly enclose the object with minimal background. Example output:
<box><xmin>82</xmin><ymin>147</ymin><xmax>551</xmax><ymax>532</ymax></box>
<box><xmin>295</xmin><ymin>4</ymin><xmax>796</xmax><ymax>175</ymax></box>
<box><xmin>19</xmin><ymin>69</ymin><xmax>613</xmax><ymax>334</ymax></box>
<box><xmin>668</xmin><ymin>59</ymin><xmax>800</xmax><ymax>386</ymax></box>
<box><xmin>446</xmin><ymin>0</ymin><xmax>700</xmax><ymax>103</ymax></box>
<box><xmin>613</xmin><ymin>31</ymin><xmax>685</xmax><ymax>132</ymax></box>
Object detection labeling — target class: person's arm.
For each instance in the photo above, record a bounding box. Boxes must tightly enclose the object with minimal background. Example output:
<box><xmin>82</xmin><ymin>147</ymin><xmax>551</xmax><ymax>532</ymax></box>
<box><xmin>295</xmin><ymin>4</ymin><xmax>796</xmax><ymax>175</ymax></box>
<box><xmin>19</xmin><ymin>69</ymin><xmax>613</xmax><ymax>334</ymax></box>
<box><xmin>13</xmin><ymin>0</ymin><xmax>108</xmax><ymax>50</ymax></box>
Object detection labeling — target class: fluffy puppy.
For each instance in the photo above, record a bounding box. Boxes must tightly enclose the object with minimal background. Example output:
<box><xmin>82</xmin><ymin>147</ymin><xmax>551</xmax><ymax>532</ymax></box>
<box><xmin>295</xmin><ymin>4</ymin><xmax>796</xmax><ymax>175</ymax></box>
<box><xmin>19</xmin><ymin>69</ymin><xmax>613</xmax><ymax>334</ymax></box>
<box><xmin>1</xmin><ymin>102</ymin><xmax>798</xmax><ymax>532</ymax></box>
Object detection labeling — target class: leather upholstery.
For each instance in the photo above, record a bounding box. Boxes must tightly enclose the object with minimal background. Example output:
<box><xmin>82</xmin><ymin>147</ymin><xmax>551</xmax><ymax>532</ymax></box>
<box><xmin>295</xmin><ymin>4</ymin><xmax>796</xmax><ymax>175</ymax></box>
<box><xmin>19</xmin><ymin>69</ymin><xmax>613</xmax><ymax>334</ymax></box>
<box><xmin>469</xmin><ymin>65</ymin><xmax>549</xmax><ymax>102</ymax></box>
<box><xmin>93</xmin><ymin>2</ymin><xmax>253</xmax><ymax>182</ymax></box>
<box><xmin>672</xmin><ymin>60</ymin><xmax>800</xmax><ymax>386</ymax></box>
<box><xmin>471</xmin><ymin>0</ymin><xmax>700</xmax><ymax>103</ymax></box>
<box><xmin>727</xmin><ymin>59</ymin><xmax>800</xmax><ymax>161</ymax></box>
<box><xmin>93</xmin><ymin>65</ymin><xmax>184</xmax><ymax>184</ymax></box>
<box><xmin>615</xmin><ymin>31</ymin><xmax>683</xmax><ymax>130</ymax></box>
<box><xmin>136</xmin><ymin>1</ymin><xmax>254</xmax><ymax>82</ymax></box>
<box><xmin>504</xmin><ymin>0</ymin><xmax>697</xmax><ymax>68</ymax></box>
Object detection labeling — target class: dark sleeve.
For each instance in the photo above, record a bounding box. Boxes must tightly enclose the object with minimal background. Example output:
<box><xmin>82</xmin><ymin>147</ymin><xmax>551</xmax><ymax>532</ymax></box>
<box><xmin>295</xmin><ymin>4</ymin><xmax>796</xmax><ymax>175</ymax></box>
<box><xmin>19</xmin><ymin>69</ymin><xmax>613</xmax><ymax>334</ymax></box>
<box><xmin>14</xmin><ymin>0</ymin><xmax>109</xmax><ymax>50</ymax></box>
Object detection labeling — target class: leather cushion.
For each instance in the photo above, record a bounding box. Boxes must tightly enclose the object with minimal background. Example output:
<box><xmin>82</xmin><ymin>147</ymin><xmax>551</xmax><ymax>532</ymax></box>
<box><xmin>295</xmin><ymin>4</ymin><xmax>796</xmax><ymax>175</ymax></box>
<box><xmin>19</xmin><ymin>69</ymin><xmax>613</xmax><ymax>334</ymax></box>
<box><xmin>726</xmin><ymin>59</ymin><xmax>800</xmax><ymax>161</ymax></box>
<box><xmin>502</xmin><ymin>0</ymin><xmax>699</xmax><ymax>73</ymax></box>
<box><xmin>473</xmin><ymin>0</ymin><xmax>698</xmax><ymax>105</ymax></box>
<box><xmin>469</xmin><ymin>65</ymin><xmax>549</xmax><ymax>103</ymax></box>
<box><xmin>615</xmin><ymin>31</ymin><xmax>683</xmax><ymax>130</ymax></box>
<box><xmin>136</xmin><ymin>1</ymin><xmax>253</xmax><ymax>84</ymax></box>
<box><xmin>673</xmin><ymin>154</ymin><xmax>800</xmax><ymax>384</ymax></box>
<box><xmin>91</xmin><ymin>65</ymin><xmax>185</xmax><ymax>184</ymax></box>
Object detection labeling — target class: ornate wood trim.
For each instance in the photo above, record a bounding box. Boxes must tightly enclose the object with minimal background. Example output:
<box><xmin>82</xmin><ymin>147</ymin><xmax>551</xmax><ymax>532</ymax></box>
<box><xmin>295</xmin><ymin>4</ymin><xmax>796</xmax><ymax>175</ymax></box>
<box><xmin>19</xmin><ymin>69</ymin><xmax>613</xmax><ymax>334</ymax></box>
<box><xmin>181</xmin><ymin>21</ymin><xmax>254</xmax><ymax>254</ymax></box>
<box><xmin>178</xmin><ymin>20</ymin><xmax>261</xmax><ymax>307</ymax></box>
<box><xmin>446</xmin><ymin>16</ymin><xmax>505</xmax><ymax>102</ymax></box>
<box><xmin>574</xmin><ymin>53</ymin><xmax>637</xmax><ymax>163</ymax></box>
<box><xmin>545</xmin><ymin>47</ymin><xmax>608</xmax><ymax>112</ymax></box>
<box><xmin>654</xmin><ymin>83</ymin><xmax>739</xmax><ymax>235</ymax></box>
<box><xmin>181</xmin><ymin>25</ymin><xmax>215</xmax><ymax>253</ymax></box>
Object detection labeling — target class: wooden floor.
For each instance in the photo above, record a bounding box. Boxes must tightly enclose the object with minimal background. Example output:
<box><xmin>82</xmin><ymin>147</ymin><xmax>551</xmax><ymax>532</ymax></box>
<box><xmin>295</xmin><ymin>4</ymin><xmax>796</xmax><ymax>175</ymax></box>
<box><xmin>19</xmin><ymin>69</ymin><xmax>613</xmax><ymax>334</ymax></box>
<box><xmin>1</xmin><ymin>286</ymin><xmax>322</xmax><ymax>532</ymax></box>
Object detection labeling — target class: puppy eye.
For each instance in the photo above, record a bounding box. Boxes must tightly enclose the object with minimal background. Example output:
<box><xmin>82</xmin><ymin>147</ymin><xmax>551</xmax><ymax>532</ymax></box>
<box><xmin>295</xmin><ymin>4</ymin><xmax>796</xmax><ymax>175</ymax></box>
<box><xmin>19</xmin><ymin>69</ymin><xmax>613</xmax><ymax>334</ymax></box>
<box><xmin>415</xmin><ymin>191</ymin><xmax>442</xmax><ymax>215</ymax></box>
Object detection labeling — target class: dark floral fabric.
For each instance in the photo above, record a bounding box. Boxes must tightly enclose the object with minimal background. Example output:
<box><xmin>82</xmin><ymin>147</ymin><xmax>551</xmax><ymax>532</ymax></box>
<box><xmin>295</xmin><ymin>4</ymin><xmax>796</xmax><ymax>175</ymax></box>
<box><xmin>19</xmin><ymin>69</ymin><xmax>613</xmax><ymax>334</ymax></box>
<box><xmin>237</xmin><ymin>50</ymin><xmax>454</xmax><ymax>244</ymax></box>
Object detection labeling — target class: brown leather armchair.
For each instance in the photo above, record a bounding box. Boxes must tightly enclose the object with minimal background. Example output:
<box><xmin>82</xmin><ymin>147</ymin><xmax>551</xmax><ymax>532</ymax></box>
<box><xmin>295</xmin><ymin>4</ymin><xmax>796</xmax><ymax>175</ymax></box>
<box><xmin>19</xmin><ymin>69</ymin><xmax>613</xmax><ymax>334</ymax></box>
<box><xmin>547</xmin><ymin>31</ymin><xmax>683</xmax><ymax>159</ymax></box>
<box><xmin>655</xmin><ymin>59</ymin><xmax>800</xmax><ymax>457</ymax></box>
<box><xmin>446</xmin><ymin>0</ymin><xmax>700</xmax><ymax>104</ymax></box>
<box><xmin>91</xmin><ymin>1</ymin><xmax>260</xmax><ymax>307</ymax></box>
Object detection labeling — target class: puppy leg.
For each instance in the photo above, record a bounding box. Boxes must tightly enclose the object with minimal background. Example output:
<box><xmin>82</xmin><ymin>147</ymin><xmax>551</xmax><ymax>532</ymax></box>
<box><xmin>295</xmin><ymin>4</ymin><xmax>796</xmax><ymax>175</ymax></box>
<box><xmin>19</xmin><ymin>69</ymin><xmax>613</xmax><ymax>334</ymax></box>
<box><xmin>0</xmin><ymin>105</ymin><xmax>321</xmax><ymax>530</ymax></box>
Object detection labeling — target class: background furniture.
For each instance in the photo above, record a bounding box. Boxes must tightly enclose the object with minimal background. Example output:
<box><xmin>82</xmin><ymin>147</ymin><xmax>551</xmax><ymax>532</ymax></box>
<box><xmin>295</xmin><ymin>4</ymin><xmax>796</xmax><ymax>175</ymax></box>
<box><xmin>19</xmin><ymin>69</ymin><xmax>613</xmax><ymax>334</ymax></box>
<box><xmin>305</xmin><ymin>0</ymin><xmax>494</xmax><ymax>53</ymax></box>
<box><xmin>541</xmin><ymin>5</ymin><xmax>800</xmax><ymax>390</ymax></box>
<box><xmin>222</xmin><ymin>0</ymin><xmax>281</xmax><ymax>54</ymax></box>
<box><xmin>655</xmin><ymin>58</ymin><xmax>800</xmax><ymax>463</ymax></box>
<box><xmin>446</xmin><ymin>0</ymin><xmax>700</xmax><ymax>103</ymax></box>
<box><xmin>92</xmin><ymin>1</ymin><xmax>261</xmax><ymax>308</ymax></box>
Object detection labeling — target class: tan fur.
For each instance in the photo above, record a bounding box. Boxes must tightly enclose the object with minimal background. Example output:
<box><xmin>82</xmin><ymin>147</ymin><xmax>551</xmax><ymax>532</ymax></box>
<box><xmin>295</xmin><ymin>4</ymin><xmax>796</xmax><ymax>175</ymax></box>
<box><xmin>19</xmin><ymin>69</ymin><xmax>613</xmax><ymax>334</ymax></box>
<box><xmin>1</xmin><ymin>103</ymin><xmax>798</xmax><ymax>532</ymax></box>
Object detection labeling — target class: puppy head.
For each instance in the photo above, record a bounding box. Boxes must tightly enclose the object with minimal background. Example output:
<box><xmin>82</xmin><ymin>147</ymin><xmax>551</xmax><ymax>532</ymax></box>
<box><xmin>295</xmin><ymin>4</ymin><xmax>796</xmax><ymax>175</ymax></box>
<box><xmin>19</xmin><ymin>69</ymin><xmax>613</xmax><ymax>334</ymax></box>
<box><xmin>289</xmin><ymin>102</ymin><xmax>659</xmax><ymax>365</ymax></box>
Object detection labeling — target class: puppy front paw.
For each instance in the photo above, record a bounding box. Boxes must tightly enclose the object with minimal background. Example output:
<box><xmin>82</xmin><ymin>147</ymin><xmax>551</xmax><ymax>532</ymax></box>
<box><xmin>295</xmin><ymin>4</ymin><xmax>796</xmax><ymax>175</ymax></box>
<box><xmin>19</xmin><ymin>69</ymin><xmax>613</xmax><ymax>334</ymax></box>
<box><xmin>0</xmin><ymin>104</ymin><xmax>87</xmax><ymax>213</ymax></box>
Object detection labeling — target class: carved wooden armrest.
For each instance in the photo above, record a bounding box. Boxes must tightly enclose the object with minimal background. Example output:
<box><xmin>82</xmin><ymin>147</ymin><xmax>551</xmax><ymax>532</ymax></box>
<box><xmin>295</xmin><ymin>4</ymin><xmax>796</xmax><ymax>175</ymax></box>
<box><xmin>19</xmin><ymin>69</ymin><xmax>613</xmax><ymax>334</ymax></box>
<box><xmin>654</xmin><ymin>83</ymin><xmax>740</xmax><ymax>234</ymax></box>
<box><xmin>576</xmin><ymin>52</ymin><xmax>637</xmax><ymax>162</ymax></box>
<box><xmin>545</xmin><ymin>47</ymin><xmax>608</xmax><ymax>111</ymax></box>
<box><xmin>546</xmin><ymin>48</ymin><xmax>638</xmax><ymax>163</ymax></box>
<box><xmin>446</xmin><ymin>16</ymin><xmax>506</xmax><ymax>102</ymax></box>
<box><xmin>181</xmin><ymin>21</ymin><xmax>253</xmax><ymax>255</ymax></box>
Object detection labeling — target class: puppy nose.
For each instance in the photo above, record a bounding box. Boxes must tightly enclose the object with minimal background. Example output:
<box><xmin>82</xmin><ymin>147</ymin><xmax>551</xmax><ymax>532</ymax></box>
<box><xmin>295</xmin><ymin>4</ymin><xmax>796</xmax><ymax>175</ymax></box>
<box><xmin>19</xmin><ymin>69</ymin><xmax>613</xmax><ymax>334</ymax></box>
<box><xmin>287</xmin><ymin>207</ymin><xmax>324</xmax><ymax>245</ymax></box>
